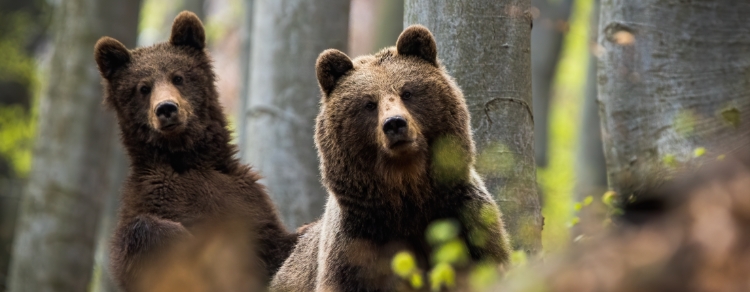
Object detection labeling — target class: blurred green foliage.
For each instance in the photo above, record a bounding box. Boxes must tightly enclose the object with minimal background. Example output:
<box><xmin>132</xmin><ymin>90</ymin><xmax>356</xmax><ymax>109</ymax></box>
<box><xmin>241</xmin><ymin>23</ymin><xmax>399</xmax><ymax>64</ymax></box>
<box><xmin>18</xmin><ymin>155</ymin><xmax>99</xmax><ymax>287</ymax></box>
<box><xmin>0</xmin><ymin>105</ymin><xmax>34</xmax><ymax>175</ymax></box>
<box><xmin>0</xmin><ymin>11</ymin><xmax>41</xmax><ymax>177</ymax></box>
<box><xmin>537</xmin><ymin>0</ymin><xmax>593</xmax><ymax>254</ymax></box>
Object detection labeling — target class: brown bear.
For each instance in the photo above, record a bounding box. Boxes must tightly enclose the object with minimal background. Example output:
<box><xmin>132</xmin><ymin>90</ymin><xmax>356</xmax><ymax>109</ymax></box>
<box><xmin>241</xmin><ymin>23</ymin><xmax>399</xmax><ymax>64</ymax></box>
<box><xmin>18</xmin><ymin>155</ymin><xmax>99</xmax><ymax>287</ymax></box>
<box><xmin>270</xmin><ymin>25</ymin><xmax>511</xmax><ymax>292</ymax></box>
<box><xmin>94</xmin><ymin>11</ymin><xmax>296</xmax><ymax>290</ymax></box>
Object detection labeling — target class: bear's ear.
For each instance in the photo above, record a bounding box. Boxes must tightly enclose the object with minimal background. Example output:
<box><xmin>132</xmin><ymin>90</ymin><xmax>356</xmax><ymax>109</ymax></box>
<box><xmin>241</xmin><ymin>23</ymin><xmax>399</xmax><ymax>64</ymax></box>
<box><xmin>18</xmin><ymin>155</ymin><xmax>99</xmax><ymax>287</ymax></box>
<box><xmin>316</xmin><ymin>49</ymin><xmax>353</xmax><ymax>96</ymax></box>
<box><xmin>396</xmin><ymin>25</ymin><xmax>437</xmax><ymax>66</ymax></box>
<box><xmin>94</xmin><ymin>37</ymin><xmax>131</xmax><ymax>80</ymax></box>
<box><xmin>170</xmin><ymin>11</ymin><xmax>205</xmax><ymax>50</ymax></box>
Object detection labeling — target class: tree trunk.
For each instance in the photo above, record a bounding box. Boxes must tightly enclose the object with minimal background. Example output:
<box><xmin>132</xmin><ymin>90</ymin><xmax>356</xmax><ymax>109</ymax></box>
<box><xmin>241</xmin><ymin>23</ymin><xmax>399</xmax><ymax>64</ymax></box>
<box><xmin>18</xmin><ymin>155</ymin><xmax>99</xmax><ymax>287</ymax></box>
<box><xmin>240</xmin><ymin>0</ymin><xmax>350</xmax><ymax>229</ymax></box>
<box><xmin>531</xmin><ymin>0</ymin><xmax>572</xmax><ymax>167</ymax></box>
<box><xmin>574</xmin><ymin>0</ymin><xmax>606</xmax><ymax>201</ymax></box>
<box><xmin>6</xmin><ymin>0</ymin><xmax>140</xmax><ymax>290</ymax></box>
<box><xmin>598</xmin><ymin>0</ymin><xmax>750</xmax><ymax>197</ymax></box>
<box><xmin>405</xmin><ymin>0</ymin><xmax>542</xmax><ymax>254</ymax></box>
<box><xmin>0</xmin><ymin>1</ymin><xmax>47</xmax><ymax>290</ymax></box>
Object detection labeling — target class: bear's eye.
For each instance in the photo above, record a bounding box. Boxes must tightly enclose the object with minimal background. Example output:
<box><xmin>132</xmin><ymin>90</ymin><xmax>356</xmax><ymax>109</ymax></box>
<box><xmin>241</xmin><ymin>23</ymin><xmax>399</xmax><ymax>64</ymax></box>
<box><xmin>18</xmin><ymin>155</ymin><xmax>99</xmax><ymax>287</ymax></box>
<box><xmin>401</xmin><ymin>91</ymin><xmax>412</xmax><ymax>100</ymax></box>
<box><xmin>172</xmin><ymin>75</ymin><xmax>183</xmax><ymax>85</ymax></box>
<box><xmin>365</xmin><ymin>101</ymin><xmax>377</xmax><ymax>111</ymax></box>
<box><xmin>140</xmin><ymin>85</ymin><xmax>151</xmax><ymax>95</ymax></box>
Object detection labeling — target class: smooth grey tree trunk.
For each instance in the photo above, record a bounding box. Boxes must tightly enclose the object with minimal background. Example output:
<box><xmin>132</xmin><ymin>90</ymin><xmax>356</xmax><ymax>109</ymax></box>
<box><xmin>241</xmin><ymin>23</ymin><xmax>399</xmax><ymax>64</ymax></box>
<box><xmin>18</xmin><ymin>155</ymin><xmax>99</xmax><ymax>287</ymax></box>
<box><xmin>237</xmin><ymin>0</ymin><xmax>254</xmax><ymax>157</ymax></box>
<box><xmin>241</xmin><ymin>0</ymin><xmax>350</xmax><ymax>229</ymax></box>
<box><xmin>531</xmin><ymin>0</ymin><xmax>572</xmax><ymax>167</ymax></box>
<box><xmin>405</xmin><ymin>0</ymin><xmax>542</xmax><ymax>254</ymax></box>
<box><xmin>574</xmin><ymin>0</ymin><xmax>606</xmax><ymax>201</ymax></box>
<box><xmin>598</xmin><ymin>0</ymin><xmax>750</xmax><ymax>197</ymax></box>
<box><xmin>6</xmin><ymin>0</ymin><xmax>140</xmax><ymax>291</ymax></box>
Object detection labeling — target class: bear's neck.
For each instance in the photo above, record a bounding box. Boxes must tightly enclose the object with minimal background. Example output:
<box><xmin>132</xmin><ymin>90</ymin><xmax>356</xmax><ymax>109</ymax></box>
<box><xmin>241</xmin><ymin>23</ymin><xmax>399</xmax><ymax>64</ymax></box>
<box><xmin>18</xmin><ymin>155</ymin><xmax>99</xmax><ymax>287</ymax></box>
<box><xmin>326</xmin><ymin>155</ymin><xmax>475</xmax><ymax>243</ymax></box>
<box><xmin>122</xmin><ymin>118</ymin><xmax>239</xmax><ymax>174</ymax></box>
<box><xmin>334</xmin><ymin>175</ymin><xmax>475</xmax><ymax>244</ymax></box>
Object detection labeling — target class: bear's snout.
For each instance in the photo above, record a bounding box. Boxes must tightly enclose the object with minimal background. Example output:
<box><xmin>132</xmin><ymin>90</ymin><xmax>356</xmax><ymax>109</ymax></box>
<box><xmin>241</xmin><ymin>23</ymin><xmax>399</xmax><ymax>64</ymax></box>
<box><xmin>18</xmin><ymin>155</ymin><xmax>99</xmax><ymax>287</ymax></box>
<box><xmin>149</xmin><ymin>83</ymin><xmax>190</xmax><ymax>133</ymax></box>
<box><xmin>156</xmin><ymin>101</ymin><xmax>178</xmax><ymax>119</ymax></box>
<box><xmin>383</xmin><ymin>116</ymin><xmax>407</xmax><ymax>137</ymax></box>
<box><xmin>155</xmin><ymin>101</ymin><xmax>179</xmax><ymax>128</ymax></box>
<box><xmin>382</xmin><ymin>115</ymin><xmax>414</xmax><ymax>149</ymax></box>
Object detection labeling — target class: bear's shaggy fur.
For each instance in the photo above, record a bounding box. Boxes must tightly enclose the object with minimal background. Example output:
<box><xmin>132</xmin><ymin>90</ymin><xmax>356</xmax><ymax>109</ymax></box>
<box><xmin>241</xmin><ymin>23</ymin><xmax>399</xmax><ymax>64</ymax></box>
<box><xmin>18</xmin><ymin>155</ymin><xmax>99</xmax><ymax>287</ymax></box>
<box><xmin>94</xmin><ymin>11</ymin><xmax>295</xmax><ymax>290</ymax></box>
<box><xmin>271</xmin><ymin>25</ymin><xmax>511</xmax><ymax>291</ymax></box>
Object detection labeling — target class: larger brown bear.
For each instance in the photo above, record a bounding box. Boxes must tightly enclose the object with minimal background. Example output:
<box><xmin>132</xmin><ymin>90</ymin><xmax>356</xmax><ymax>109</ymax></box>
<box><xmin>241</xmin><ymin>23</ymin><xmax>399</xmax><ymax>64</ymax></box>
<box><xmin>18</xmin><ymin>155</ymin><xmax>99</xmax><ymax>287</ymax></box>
<box><xmin>271</xmin><ymin>25</ymin><xmax>511</xmax><ymax>291</ymax></box>
<box><xmin>94</xmin><ymin>11</ymin><xmax>296</xmax><ymax>290</ymax></box>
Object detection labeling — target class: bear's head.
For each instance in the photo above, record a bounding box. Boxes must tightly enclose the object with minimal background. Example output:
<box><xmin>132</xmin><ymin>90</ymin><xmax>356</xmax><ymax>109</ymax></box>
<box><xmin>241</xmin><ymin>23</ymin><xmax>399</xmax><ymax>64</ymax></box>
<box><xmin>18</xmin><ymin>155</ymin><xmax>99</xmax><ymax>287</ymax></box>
<box><xmin>95</xmin><ymin>11</ymin><xmax>227</xmax><ymax>155</ymax></box>
<box><xmin>315</xmin><ymin>25</ymin><xmax>475</xmax><ymax>201</ymax></box>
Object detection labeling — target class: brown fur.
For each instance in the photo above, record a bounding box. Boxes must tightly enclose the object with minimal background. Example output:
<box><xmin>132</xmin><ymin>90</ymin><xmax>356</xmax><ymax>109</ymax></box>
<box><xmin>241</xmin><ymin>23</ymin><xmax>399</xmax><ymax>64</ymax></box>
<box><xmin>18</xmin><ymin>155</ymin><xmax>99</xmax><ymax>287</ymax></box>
<box><xmin>271</xmin><ymin>25</ymin><xmax>511</xmax><ymax>292</ymax></box>
<box><xmin>94</xmin><ymin>11</ymin><xmax>295</xmax><ymax>290</ymax></box>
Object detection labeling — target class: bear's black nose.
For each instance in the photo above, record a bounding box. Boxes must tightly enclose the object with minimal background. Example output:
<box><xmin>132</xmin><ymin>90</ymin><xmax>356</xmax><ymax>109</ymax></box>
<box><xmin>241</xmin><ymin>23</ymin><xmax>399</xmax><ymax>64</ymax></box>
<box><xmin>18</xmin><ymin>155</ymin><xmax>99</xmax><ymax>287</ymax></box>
<box><xmin>383</xmin><ymin>116</ymin><xmax>408</xmax><ymax>137</ymax></box>
<box><xmin>155</xmin><ymin>101</ymin><xmax>178</xmax><ymax>119</ymax></box>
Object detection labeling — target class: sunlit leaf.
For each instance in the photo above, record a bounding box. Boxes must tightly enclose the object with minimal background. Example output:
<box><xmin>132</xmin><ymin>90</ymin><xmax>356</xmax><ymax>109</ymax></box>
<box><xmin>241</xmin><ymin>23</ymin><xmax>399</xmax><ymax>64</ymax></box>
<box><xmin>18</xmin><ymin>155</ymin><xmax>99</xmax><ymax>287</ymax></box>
<box><xmin>583</xmin><ymin>196</ymin><xmax>593</xmax><ymax>206</ymax></box>
<box><xmin>567</xmin><ymin>217</ymin><xmax>580</xmax><ymax>227</ymax></box>
<box><xmin>432</xmin><ymin>239</ymin><xmax>469</xmax><ymax>265</ymax></box>
<box><xmin>574</xmin><ymin>202</ymin><xmax>582</xmax><ymax>212</ymax></box>
<box><xmin>510</xmin><ymin>250</ymin><xmax>528</xmax><ymax>267</ymax></box>
<box><xmin>469</xmin><ymin>264</ymin><xmax>498</xmax><ymax>291</ymax></box>
<box><xmin>409</xmin><ymin>273</ymin><xmax>423</xmax><ymax>289</ymax></box>
<box><xmin>693</xmin><ymin>147</ymin><xmax>706</xmax><ymax>158</ymax></box>
<box><xmin>718</xmin><ymin>154</ymin><xmax>726</xmax><ymax>161</ymax></box>
<box><xmin>602</xmin><ymin>191</ymin><xmax>617</xmax><ymax>207</ymax></box>
<box><xmin>662</xmin><ymin>154</ymin><xmax>677</xmax><ymax>168</ymax></box>
<box><xmin>426</xmin><ymin>219</ymin><xmax>460</xmax><ymax>246</ymax></box>
<box><xmin>429</xmin><ymin>263</ymin><xmax>456</xmax><ymax>292</ymax></box>
<box><xmin>431</xmin><ymin>135</ymin><xmax>467</xmax><ymax>184</ymax></box>
<box><xmin>391</xmin><ymin>251</ymin><xmax>416</xmax><ymax>278</ymax></box>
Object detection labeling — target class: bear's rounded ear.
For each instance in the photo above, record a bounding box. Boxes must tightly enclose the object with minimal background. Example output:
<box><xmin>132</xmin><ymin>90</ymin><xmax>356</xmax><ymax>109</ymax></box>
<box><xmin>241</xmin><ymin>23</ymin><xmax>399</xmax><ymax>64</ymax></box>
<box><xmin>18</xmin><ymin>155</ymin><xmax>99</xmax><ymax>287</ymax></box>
<box><xmin>94</xmin><ymin>37</ymin><xmax>131</xmax><ymax>80</ymax></box>
<box><xmin>316</xmin><ymin>49</ymin><xmax>353</xmax><ymax>96</ymax></box>
<box><xmin>170</xmin><ymin>11</ymin><xmax>205</xmax><ymax>50</ymax></box>
<box><xmin>396</xmin><ymin>25</ymin><xmax>438</xmax><ymax>66</ymax></box>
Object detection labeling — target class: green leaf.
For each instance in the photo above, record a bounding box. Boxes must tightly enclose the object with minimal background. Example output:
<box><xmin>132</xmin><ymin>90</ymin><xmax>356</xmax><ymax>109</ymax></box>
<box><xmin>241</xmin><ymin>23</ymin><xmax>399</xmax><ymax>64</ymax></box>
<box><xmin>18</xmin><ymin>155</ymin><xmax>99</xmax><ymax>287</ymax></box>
<box><xmin>573</xmin><ymin>202</ymin><xmax>582</xmax><ymax>212</ymax></box>
<box><xmin>469</xmin><ymin>264</ymin><xmax>497</xmax><ymax>291</ymax></box>
<box><xmin>602</xmin><ymin>191</ymin><xmax>616</xmax><ymax>207</ymax></box>
<box><xmin>583</xmin><ymin>196</ymin><xmax>593</xmax><ymax>206</ymax></box>
<box><xmin>693</xmin><ymin>147</ymin><xmax>706</xmax><ymax>158</ymax></box>
<box><xmin>429</xmin><ymin>263</ymin><xmax>456</xmax><ymax>291</ymax></box>
<box><xmin>662</xmin><ymin>154</ymin><xmax>677</xmax><ymax>167</ymax></box>
<box><xmin>409</xmin><ymin>273</ymin><xmax>424</xmax><ymax>289</ymax></box>
<box><xmin>391</xmin><ymin>251</ymin><xmax>416</xmax><ymax>278</ymax></box>
<box><xmin>432</xmin><ymin>239</ymin><xmax>469</xmax><ymax>265</ymax></box>
<box><xmin>510</xmin><ymin>250</ymin><xmax>528</xmax><ymax>266</ymax></box>
<box><xmin>426</xmin><ymin>219</ymin><xmax>460</xmax><ymax>245</ymax></box>
<box><xmin>567</xmin><ymin>217</ymin><xmax>580</xmax><ymax>227</ymax></box>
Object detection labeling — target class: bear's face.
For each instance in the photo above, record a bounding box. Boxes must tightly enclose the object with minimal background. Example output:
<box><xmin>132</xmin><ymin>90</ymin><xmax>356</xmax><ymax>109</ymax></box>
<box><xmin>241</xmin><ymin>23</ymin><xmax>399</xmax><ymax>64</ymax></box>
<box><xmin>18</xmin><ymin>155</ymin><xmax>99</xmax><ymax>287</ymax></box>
<box><xmin>95</xmin><ymin>12</ymin><xmax>217</xmax><ymax>151</ymax></box>
<box><xmin>315</xmin><ymin>25</ymin><xmax>474</xmax><ymax>193</ymax></box>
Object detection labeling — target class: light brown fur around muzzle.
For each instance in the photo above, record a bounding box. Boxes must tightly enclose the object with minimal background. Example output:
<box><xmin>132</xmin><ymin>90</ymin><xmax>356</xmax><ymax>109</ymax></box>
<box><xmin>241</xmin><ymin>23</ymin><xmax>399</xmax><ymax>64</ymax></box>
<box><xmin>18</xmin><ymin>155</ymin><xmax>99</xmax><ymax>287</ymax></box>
<box><xmin>149</xmin><ymin>82</ymin><xmax>191</xmax><ymax>133</ymax></box>
<box><xmin>377</xmin><ymin>94</ymin><xmax>420</xmax><ymax>156</ymax></box>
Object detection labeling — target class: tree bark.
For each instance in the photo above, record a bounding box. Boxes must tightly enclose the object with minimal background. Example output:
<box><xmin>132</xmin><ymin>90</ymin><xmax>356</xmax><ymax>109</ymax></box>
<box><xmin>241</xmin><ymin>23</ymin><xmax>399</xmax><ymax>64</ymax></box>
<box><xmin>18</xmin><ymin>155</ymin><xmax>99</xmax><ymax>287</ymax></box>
<box><xmin>575</xmin><ymin>0</ymin><xmax>606</xmax><ymax>201</ymax></box>
<box><xmin>598</xmin><ymin>0</ymin><xmax>750</xmax><ymax>197</ymax></box>
<box><xmin>240</xmin><ymin>0</ymin><xmax>350</xmax><ymax>229</ymax></box>
<box><xmin>405</xmin><ymin>0</ymin><xmax>542</xmax><ymax>254</ymax></box>
<box><xmin>0</xmin><ymin>1</ymin><xmax>47</xmax><ymax>290</ymax></box>
<box><xmin>6</xmin><ymin>0</ymin><xmax>140</xmax><ymax>291</ymax></box>
<box><xmin>531</xmin><ymin>0</ymin><xmax>572</xmax><ymax>167</ymax></box>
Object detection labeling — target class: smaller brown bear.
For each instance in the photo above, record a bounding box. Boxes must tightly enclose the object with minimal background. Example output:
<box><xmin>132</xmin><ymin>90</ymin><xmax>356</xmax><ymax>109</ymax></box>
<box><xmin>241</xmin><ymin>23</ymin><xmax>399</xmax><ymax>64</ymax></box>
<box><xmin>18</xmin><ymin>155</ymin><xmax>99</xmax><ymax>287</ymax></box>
<box><xmin>271</xmin><ymin>25</ymin><xmax>511</xmax><ymax>292</ymax></box>
<box><xmin>94</xmin><ymin>11</ymin><xmax>295</xmax><ymax>290</ymax></box>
